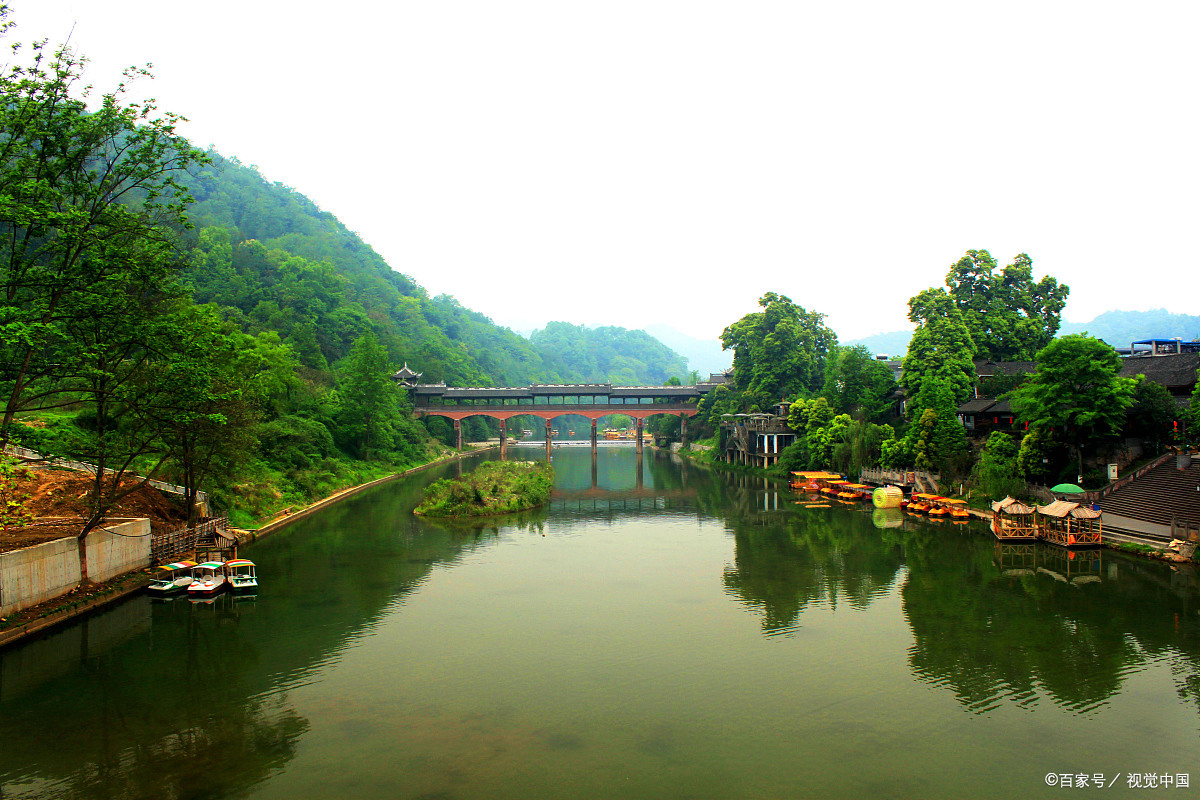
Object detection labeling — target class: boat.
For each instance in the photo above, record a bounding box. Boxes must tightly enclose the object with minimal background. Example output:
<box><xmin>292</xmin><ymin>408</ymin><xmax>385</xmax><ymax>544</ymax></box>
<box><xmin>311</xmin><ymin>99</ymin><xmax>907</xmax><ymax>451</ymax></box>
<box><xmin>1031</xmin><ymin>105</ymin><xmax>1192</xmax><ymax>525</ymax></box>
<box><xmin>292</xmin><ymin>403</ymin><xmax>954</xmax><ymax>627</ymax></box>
<box><xmin>187</xmin><ymin>561</ymin><xmax>228</xmax><ymax>597</ymax></box>
<box><xmin>225</xmin><ymin>559</ymin><xmax>259</xmax><ymax>594</ymax></box>
<box><xmin>943</xmin><ymin>498</ymin><xmax>971</xmax><ymax>522</ymax></box>
<box><xmin>1036</xmin><ymin>500</ymin><xmax>1103</xmax><ymax>548</ymax></box>
<box><xmin>906</xmin><ymin>492</ymin><xmax>936</xmax><ymax>514</ymax></box>
<box><xmin>146</xmin><ymin>560</ymin><xmax>197</xmax><ymax>597</ymax></box>
<box><xmin>991</xmin><ymin>497</ymin><xmax>1038</xmax><ymax>541</ymax></box>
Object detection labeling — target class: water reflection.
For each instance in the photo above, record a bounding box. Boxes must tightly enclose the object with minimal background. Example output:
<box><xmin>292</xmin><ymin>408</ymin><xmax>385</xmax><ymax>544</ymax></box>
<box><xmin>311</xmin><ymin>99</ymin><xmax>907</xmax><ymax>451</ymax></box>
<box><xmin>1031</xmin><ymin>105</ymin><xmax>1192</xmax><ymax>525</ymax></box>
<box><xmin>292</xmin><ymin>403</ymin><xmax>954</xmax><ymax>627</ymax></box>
<box><xmin>903</xmin><ymin>531</ymin><xmax>1200</xmax><ymax>715</ymax></box>
<box><xmin>721</xmin><ymin>502</ymin><xmax>906</xmax><ymax>635</ymax></box>
<box><xmin>0</xmin><ymin>457</ymin><xmax>496</xmax><ymax>799</ymax></box>
<box><xmin>2</xmin><ymin>449</ymin><xmax>1199</xmax><ymax>799</ymax></box>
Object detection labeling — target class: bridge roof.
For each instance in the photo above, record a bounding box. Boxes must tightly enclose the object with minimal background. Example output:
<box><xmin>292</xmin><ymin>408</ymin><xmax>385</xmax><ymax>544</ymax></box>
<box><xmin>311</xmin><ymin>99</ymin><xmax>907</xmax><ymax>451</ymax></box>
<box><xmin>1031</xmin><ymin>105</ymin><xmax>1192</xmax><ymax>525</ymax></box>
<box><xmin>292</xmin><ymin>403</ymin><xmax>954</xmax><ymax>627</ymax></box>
<box><xmin>408</xmin><ymin>381</ymin><xmax>719</xmax><ymax>399</ymax></box>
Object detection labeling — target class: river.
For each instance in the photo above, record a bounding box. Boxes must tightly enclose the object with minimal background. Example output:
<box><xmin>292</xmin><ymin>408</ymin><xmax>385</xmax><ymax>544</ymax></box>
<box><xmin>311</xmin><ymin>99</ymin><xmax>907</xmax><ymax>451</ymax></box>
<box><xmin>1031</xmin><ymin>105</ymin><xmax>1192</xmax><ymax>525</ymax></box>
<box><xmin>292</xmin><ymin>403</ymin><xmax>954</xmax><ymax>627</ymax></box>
<box><xmin>1</xmin><ymin>446</ymin><xmax>1197</xmax><ymax>799</ymax></box>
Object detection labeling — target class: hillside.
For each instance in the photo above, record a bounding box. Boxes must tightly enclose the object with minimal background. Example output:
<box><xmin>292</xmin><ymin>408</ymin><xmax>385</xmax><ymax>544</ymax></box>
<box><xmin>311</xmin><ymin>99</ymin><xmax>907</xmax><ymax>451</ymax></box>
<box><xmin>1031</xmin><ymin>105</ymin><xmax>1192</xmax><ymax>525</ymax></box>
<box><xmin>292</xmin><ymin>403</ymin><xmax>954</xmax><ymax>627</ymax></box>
<box><xmin>180</xmin><ymin>154</ymin><xmax>690</xmax><ymax>388</ymax></box>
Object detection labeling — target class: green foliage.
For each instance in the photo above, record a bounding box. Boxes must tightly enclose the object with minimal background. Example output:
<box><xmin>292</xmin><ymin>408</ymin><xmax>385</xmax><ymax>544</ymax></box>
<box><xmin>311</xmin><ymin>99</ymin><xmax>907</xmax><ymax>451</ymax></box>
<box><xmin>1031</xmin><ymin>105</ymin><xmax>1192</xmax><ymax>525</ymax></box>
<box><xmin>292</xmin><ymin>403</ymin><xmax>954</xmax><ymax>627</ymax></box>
<box><xmin>721</xmin><ymin>293</ymin><xmax>836</xmax><ymax>411</ymax></box>
<box><xmin>528</xmin><ymin>322</ymin><xmax>688</xmax><ymax>385</ymax></box>
<box><xmin>414</xmin><ymin>461</ymin><xmax>554</xmax><ymax>517</ymax></box>
<box><xmin>820</xmin><ymin>345</ymin><xmax>898</xmax><ymax>422</ymax></box>
<box><xmin>902</xmin><ymin>288</ymin><xmax>976</xmax><ymax>410</ymax></box>
<box><xmin>1126</xmin><ymin>380</ymin><xmax>1178</xmax><ymax>450</ymax></box>
<box><xmin>1009</xmin><ymin>335</ymin><xmax>1137</xmax><ymax>475</ymax></box>
<box><xmin>1187</xmin><ymin>373</ymin><xmax>1200</xmax><ymax>445</ymax></box>
<box><xmin>0</xmin><ymin>454</ymin><xmax>33</xmax><ymax>530</ymax></box>
<box><xmin>974</xmin><ymin>431</ymin><xmax>1024</xmax><ymax>499</ymax></box>
<box><xmin>904</xmin><ymin>377</ymin><xmax>968</xmax><ymax>475</ymax></box>
<box><xmin>940</xmin><ymin>250</ymin><xmax>1069</xmax><ymax>361</ymax></box>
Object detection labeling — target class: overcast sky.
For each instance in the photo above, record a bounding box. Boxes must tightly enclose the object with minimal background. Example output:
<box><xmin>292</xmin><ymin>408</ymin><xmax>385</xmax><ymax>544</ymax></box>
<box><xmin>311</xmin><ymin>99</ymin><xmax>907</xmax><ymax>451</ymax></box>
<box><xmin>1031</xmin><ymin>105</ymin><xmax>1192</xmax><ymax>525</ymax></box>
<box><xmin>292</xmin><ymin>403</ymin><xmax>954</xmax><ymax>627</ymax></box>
<box><xmin>10</xmin><ymin>1</ymin><xmax>1198</xmax><ymax>342</ymax></box>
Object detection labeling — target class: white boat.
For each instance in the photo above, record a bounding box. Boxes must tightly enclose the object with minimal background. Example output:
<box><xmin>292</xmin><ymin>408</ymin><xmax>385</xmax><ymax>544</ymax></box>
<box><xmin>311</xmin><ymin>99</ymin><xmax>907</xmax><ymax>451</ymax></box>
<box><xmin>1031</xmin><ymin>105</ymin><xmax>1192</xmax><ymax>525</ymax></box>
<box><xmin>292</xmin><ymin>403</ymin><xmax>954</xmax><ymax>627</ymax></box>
<box><xmin>225</xmin><ymin>559</ymin><xmax>258</xmax><ymax>594</ymax></box>
<box><xmin>187</xmin><ymin>561</ymin><xmax>228</xmax><ymax>598</ymax></box>
<box><xmin>147</xmin><ymin>561</ymin><xmax>197</xmax><ymax>597</ymax></box>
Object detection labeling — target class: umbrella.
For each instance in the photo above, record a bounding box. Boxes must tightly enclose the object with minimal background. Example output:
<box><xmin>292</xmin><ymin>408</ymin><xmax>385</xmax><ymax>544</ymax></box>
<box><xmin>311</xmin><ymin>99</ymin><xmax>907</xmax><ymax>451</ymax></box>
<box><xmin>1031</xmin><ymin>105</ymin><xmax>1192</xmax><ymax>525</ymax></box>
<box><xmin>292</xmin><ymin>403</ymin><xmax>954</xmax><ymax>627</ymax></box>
<box><xmin>1050</xmin><ymin>483</ymin><xmax>1085</xmax><ymax>494</ymax></box>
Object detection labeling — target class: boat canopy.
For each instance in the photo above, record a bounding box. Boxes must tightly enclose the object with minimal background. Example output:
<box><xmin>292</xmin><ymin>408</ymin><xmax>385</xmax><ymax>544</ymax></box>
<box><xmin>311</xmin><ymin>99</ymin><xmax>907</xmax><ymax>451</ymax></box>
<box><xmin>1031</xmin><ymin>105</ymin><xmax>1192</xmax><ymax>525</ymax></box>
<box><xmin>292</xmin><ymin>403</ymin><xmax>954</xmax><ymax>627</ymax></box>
<box><xmin>225</xmin><ymin>559</ymin><xmax>255</xmax><ymax>568</ymax></box>
<box><xmin>195</xmin><ymin>561</ymin><xmax>225</xmax><ymax>570</ymax></box>
<box><xmin>992</xmin><ymin>496</ymin><xmax>1035</xmax><ymax>515</ymax></box>
<box><xmin>1037</xmin><ymin>500</ymin><xmax>1102</xmax><ymax>519</ymax></box>
<box><xmin>158</xmin><ymin>561</ymin><xmax>197</xmax><ymax>571</ymax></box>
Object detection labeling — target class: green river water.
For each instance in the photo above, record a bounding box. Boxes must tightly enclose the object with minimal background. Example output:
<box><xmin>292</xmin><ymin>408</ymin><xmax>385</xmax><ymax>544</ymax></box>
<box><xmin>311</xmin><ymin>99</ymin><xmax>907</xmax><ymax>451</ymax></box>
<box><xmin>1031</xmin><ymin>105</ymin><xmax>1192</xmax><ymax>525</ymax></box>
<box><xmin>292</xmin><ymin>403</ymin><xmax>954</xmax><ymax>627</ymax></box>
<box><xmin>1</xmin><ymin>446</ymin><xmax>1198</xmax><ymax>799</ymax></box>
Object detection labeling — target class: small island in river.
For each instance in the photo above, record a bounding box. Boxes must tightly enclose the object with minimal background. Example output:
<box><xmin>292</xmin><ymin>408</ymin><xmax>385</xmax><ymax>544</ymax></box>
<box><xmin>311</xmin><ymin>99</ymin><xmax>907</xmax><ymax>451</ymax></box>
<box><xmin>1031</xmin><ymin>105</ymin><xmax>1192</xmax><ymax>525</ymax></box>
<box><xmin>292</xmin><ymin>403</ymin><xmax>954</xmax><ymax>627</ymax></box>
<box><xmin>414</xmin><ymin>461</ymin><xmax>554</xmax><ymax>517</ymax></box>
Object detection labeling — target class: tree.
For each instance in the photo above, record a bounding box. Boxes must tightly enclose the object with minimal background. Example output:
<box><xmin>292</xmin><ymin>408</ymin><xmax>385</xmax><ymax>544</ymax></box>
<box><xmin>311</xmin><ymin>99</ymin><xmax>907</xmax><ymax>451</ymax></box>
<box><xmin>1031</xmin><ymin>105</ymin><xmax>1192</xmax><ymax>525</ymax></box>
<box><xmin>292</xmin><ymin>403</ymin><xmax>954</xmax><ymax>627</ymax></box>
<box><xmin>338</xmin><ymin>333</ymin><xmax>401</xmax><ymax>459</ymax></box>
<box><xmin>1009</xmin><ymin>335</ymin><xmax>1137</xmax><ymax>482</ymax></box>
<box><xmin>138</xmin><ymin>305</ymin><xmax>261</xmax><ymax>524</ymax></box>
<box><xmin>941</xmin><ymin>249</ymin><xmax>1069</xmax><ymax>361</ymax></box>
<box><xmin>721</xmin><ymin>293</ymin><xmax>836</xmax><ymax>411</ymax></box>
<box><xmin>820</xmin><ymin>344</ymin><xmax>897</xmax><ymax>422</ymax></box>
<box><xmin>974</xmin><ymin>431</ymin><xmax>1023</xmax><ymax>499</ymax></box>
<box><xmin>0</xmin><ymin>17</ymin><xmax>205</xmax><ymax>437</ymax></box>
<box><xmin>901</xmin><ymin>289</ymin><xmax>976</xmax><ymax>410</ymax></box>
<box><xmin>1126</xmin><ymin>380</ymin><xmax>1178</xmax><ymax>452</ymax></box>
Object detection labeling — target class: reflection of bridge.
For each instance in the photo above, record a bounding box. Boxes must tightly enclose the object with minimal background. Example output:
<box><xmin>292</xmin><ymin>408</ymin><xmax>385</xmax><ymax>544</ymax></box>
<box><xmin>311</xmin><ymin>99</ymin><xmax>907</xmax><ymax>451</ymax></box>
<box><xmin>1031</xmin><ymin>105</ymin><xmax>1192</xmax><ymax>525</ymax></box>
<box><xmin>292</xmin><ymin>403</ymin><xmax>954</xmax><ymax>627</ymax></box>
<box><xmin>399</xmin><ymin>375</ymin><xmax>723</xmax><ymax>456</ymax></box>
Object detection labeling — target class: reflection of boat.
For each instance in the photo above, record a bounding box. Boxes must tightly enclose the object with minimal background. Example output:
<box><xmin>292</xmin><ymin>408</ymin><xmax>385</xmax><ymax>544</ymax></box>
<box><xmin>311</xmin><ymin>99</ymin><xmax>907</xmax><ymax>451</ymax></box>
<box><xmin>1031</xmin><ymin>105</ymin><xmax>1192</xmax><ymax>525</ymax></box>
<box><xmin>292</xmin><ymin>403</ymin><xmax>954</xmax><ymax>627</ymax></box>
<box><xmin>147</xmin><ymin>561</ymin><xmax>197</xmax><ymax>597</ymax></box>
<box><xmin>187</xmin><ymin>562</ymin><xmax>228</xmax><ymax>597</ymax></box>
<box><xmin>225</xmin><ymin>559</ymin><xmax>259</xmax><ymax>594</ymax></box>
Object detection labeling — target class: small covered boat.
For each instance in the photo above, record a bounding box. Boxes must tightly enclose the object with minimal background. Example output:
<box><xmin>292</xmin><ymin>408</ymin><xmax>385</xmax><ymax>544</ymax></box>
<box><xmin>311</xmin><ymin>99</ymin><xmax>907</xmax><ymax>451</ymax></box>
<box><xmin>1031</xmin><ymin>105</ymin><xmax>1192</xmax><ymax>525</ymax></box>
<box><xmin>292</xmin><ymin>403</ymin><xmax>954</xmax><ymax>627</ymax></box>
<box><xmin>147</xmin><ymin>561</ymin><xmax>197</xmax><ymax>597</ymax></box>
<box><xmin>225</xmin><ymin>559</ymin><xmax>259</xmax><ymax>594</ymax></box>
<box><xmin>187</xmin><ymin>561</ymin><xmax>228</xmax><ymax>597</ymax></box>
<box><xmin>991</xmin><ymin>497</ymin><xmax>1038</xmax><ymax>541</ymax></box>
<box><xmin>1036</xmin><ymin>500</ymin><xmax>1103</xmax><ymax>548</ymax></box>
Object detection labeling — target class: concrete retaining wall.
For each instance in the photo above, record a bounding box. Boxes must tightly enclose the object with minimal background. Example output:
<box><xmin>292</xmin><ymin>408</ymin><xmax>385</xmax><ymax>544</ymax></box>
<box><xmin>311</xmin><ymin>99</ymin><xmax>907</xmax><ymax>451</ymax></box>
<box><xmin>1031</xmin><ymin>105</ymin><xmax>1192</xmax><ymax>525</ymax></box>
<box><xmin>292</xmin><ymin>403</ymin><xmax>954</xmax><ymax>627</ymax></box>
<box><xmin>0</xmin><ymin>537</ymin><xmax>80</xmax><ymax>618</ymax></box>
<box><xmin>0</xmin><ymin>519</ymin><xmax>150</xmax><ymax>617</ymax></box>
<box><xmin>85</xmin><ymin>519</ymin><xmax>151</xmax><ymax>583</ymax></box>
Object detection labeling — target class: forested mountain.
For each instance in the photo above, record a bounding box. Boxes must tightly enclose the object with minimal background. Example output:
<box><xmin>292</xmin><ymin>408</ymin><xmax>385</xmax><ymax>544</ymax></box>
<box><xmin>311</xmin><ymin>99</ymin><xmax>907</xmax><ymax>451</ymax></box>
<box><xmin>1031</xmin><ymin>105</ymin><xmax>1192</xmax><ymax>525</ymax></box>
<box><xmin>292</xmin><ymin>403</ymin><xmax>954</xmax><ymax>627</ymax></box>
<box><xmin>528</xmin><ymin>322</ymin><xmax>690</xmax><ymax>385</ymax></box>
<box><xmin>180</xmin><ymin>154</ymin><xmax>561</xmax><ymax>388</ymax></box>
<box><xmin>179</xmin><ymin>154</ymin><xmax>690</xmax><ymax>388</ymax></box>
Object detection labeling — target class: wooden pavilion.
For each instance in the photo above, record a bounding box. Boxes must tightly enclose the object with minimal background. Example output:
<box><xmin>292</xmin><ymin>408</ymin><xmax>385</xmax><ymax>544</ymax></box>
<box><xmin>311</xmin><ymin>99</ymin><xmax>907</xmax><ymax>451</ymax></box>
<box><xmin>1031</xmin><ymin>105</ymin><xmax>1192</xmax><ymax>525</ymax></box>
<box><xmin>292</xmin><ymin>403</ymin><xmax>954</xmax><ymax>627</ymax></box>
<box><xmin>990</xmin><ymin>497</ymin><xmax>1038</xmax><ymax>541</ymax></box>
<box><xmin>1036</xmin><ymin>500</ymin><xmax>1103</xmax><ymax>548</ymax></box>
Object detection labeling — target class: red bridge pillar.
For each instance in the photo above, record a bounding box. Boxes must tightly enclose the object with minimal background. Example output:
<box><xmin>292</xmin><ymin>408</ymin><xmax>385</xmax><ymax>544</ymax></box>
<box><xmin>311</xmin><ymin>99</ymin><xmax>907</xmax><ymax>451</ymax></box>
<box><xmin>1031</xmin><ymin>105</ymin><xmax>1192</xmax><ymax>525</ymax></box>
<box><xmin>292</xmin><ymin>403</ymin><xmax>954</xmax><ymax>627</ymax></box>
<box><xmin>499</xmin><ymin>419</ymin><xmax>507</xmax><ymax>459</ymax></box>
<box><xmin>545</xmin><ymin>419</ymin><xmax>552</xmax><ymax>460</ymax></box>
<box><xmin>453</xmin><ymin>419</ymin><xmax>463</xmax><ymax>451</ymax></box>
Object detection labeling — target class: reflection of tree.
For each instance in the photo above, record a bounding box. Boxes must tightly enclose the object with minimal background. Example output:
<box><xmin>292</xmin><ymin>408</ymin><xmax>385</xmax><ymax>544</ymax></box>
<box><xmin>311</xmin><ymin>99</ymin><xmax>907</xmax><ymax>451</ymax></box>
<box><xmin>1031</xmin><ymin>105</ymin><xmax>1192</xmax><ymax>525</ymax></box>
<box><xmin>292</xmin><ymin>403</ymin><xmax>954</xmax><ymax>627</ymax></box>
<box><xmin>722</xmin><ymin>507</ymin><xmax>905</xmax><ymax>634</ymax></box>
<box><xmin>0</xmin><ymin>455</ymin><xmax>495</xmax><ymax>798</ymax></box>
<box><xmin>903</xmin><ymin>537</ymin><xmax>1200</xmax><ymax>714</ymax></box>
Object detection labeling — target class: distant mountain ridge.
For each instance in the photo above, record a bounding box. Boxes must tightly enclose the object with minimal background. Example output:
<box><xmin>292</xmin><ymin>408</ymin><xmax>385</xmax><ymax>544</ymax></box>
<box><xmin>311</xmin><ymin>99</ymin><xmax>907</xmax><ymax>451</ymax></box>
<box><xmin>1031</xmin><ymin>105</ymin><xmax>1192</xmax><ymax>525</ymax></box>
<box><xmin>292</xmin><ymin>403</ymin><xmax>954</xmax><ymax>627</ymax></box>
<box><xmin>1058</xmin><ymin>309</ymin><xmax>1200</xmax><ymax>347</ymax></box>
<box><xmin>844</xmin><ymin>309</ymin><xmax>1200</xmax><ymax>359</ymax></box>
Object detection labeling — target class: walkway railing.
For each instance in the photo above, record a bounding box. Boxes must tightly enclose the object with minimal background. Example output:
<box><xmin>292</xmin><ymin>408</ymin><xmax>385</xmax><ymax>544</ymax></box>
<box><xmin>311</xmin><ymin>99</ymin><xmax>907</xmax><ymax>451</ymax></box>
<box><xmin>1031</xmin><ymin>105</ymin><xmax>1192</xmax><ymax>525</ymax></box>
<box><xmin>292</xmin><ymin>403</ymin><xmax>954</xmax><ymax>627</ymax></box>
<box><xmin>151</xmin><ymin>516</ymin><xmax>228</xmax><ymax>564</ymax></box>
<box><xmin>860</xmin><ymin>467</ymin><xmax>940</xmax><ymax>493</ymax></box>
<box><xmin>4</xmin><ymin>444</ymin><xmax>208</xmax><ymax>505</ymax></box>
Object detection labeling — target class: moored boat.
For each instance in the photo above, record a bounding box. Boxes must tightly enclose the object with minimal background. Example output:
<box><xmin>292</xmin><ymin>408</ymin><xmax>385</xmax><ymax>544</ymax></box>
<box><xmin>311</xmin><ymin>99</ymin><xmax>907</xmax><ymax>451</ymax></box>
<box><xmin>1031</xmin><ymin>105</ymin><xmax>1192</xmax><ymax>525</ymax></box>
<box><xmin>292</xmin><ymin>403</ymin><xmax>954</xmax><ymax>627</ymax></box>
<box><xmin>147</xmin><ymin>561</ymin><xmax>197</xmax><ymax>597</ymax></box>
<box><xmin>225</xmin><ymin>559</ymin><xmax>259</xmax><ymax>593</ymax></box>
<box><xmin>991</xmin><ymin>497</ymin><xmax>1038</xmax><ymax>541</ymax></box>
<box><xmin>187</xmin><ymin>561</ymin><xmax>228</xmax><ymax>597</ymax></box>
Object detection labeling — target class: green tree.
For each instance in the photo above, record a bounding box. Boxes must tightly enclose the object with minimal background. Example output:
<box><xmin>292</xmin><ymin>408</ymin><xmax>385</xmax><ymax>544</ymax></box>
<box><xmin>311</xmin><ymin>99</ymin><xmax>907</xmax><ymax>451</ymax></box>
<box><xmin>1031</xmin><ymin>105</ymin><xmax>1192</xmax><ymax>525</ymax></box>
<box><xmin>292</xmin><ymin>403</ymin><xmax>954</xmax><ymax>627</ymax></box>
<box><xmin>338</xmin><ymin>333</ymin><xmax>401</xmax><ymax>459</ymax></box>
<box><xmin>820</xmin><ymin>345</ymin><xmax>897</xmax><ymax>422</ymax></box>
<box><xmin>0</xmin><ymin>17</ymin><xmax>204</xmax><ymax>437</ymax></box>
<box><xmin>974</xmin><ymin>431</ymin><xmax>1023</xmax><ymax>498</ymax></box>
<box><xmin>941</xmin><ymin>249</ymin><xmax>1069</xmax><ymax>360</ymax></box>
<box><xmin>1126</xmin><ymin>380</ymin><xmax>1178</xmax><ymax>452</ymax></box>
<box><xmin>721</xmin><ymin>293</ymin><xmax>836</xmax><ymax>411</ymax></box>
<box><xmin>901</xmin><ymin>289</ymin><xmax>976</xmax><ymax>411</ymax></box>
<box><xmin>1009</xmin><ymin>335</ymin><xmax>1137</xmax><ymax>482</ymax></box>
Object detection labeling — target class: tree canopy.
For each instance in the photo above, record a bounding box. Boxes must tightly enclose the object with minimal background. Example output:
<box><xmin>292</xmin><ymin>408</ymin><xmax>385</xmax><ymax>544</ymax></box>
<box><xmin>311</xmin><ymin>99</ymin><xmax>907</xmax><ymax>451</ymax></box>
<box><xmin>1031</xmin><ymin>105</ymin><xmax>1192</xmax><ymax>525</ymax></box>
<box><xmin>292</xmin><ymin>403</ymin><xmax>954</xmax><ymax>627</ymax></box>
<box><xmin>1008</xmin><ymin>335</ymin><xmax>1138</xmax><ymax>479</ymax></box>
<box><xmin>721</xmin><ymin>293</ymin><xmax>836</xmax><ymax>411</ymax></box>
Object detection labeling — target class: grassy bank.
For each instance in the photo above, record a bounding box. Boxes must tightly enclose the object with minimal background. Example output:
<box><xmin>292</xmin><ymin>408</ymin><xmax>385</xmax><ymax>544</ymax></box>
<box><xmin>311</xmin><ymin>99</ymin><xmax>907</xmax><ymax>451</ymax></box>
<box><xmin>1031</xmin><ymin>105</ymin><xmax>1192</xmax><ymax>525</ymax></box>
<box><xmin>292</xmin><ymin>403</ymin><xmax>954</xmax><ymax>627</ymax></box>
<box><xmin>414</xmin><ymin>461</ymin><xmax>554</xmax><ymax>518</ymax></box>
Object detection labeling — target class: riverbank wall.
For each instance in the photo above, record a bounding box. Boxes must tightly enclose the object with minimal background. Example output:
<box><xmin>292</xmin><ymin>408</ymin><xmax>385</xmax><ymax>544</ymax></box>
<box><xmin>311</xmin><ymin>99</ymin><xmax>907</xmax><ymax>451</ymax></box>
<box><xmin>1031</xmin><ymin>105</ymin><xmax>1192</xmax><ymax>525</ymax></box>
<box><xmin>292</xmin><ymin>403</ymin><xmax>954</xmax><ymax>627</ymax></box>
<box><xmin>0</xmin><ymin>519</ymin><xmax>150</xmax><ymax>618</ymax></box>
<box><xmin>0</xmin><ymin>447</ymin><xmax>496</xmax><ymax>649</ymax></box>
